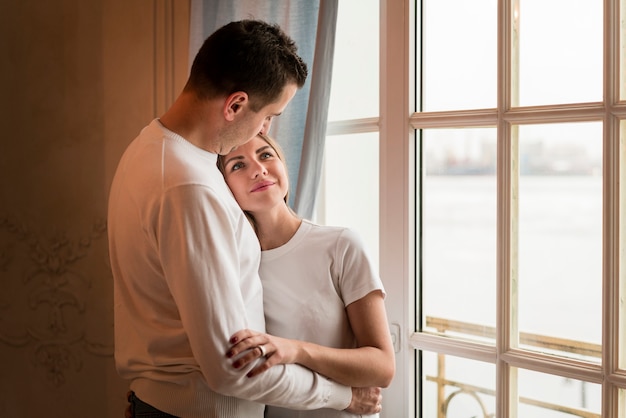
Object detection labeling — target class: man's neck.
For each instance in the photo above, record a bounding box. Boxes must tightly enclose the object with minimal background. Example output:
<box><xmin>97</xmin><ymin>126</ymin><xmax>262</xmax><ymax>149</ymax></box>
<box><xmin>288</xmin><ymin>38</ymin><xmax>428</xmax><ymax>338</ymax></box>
<box><xmin>159</xmin><ymin>92</ymin><xmax>221</xmax><ymax>153</ymax></box>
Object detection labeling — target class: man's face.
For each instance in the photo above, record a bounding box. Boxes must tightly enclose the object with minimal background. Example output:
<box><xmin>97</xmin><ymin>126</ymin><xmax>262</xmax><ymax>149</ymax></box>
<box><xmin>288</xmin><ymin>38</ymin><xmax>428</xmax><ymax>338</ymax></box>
<box><xmin>219</xmin><ymin>83</ymin><xmax>298</xmax><ymax>155</ymax></box>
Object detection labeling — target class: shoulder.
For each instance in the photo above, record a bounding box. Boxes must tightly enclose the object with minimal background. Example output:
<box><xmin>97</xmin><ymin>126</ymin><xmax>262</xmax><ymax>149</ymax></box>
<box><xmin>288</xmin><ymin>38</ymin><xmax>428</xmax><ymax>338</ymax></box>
<box><xmin>302</xmin><ymin>221</ymin><xmax>368</xmax><ymax>251</ymax></box>
<box><xmin>302</xmin><ymin>220</ymin><xmax>348</xmax><ymax>241</ymax></box>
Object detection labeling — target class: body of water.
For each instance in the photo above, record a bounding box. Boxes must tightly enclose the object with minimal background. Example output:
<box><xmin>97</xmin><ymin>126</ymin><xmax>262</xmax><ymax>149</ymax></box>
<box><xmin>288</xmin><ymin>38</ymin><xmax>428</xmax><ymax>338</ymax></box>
<box><xmin>421</xmin><ymin>174</ymin><xmax>604</xmax><ymax>417</ymax></box>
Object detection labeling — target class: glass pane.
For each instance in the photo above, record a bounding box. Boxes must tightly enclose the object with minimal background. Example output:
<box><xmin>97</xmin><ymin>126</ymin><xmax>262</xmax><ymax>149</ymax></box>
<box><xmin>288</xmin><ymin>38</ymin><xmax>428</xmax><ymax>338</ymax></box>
<box><xmin>516</xmin><ymin>368</ymin><xmax>601</xmax><ymax>417</ymax></box>
<box><xmin>422</xmin><ymin>0</ymin><xmax>497</xmax><ymax>111</ymax></box>
<box><xmin>422</xmin><ymin>351</ymin><xmax>496</xmax><ymax>418</ymax></box>
<box><xmin>620</xmin><ymin>387</ymin><xmax>626</xmax><ymax>416</ymax></box>
<box><xmin>316</xmin><ymin>132</ymin><xmax>379</xmax><ymax>268</ymax></box>
<box><xmin>327</xmin><ymin>0</ymin><xmax>379</xmax><ymax>121</ymax></box>
<box><xmin>516</xmin><ymin>0</ymin><xmax>602</xmax><ymax>106</ymax></box>
<box><xmin>516</xmin><ymin>122</ymin><xmax>603</xmax><ymax>361</ymax></box>
<box><xmin>422</xmin><ymin>128</ymin><xmax>497</xmax><ymax>341</ymax></box>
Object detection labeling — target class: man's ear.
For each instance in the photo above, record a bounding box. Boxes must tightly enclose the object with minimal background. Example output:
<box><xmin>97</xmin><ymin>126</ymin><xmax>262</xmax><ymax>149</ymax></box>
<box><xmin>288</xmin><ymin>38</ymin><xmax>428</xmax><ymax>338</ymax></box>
<box><xmin>224</xmin><ymin>92</ymin><xmax>248</xmax><ymax>121</ymax></box>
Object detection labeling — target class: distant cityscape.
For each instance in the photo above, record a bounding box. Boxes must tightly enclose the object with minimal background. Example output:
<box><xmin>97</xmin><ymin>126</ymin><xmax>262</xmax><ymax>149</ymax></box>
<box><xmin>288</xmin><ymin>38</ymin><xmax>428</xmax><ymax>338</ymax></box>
<box><xmin>425</xmin><ymin>139</ymin><xmax>602</xmax><ymax>176</ymax></box>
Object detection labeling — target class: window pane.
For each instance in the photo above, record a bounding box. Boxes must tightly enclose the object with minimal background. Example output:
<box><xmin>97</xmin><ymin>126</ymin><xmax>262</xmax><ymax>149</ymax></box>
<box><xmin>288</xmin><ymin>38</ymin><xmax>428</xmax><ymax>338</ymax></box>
<box><xmin>516</xmin><ymin>368</ymin><xmax>601</xmax><ymax>417</ymax></box>
<box><xmin>327</xmin><ymin>0</ymin><xmax>379</xmax><ymax>121</ymax></box>
<box><xmin>422</xmin><ymin>128</ymin><xmax>497</xmax><ymax>340</ymax></box>
<box><xmin>422</xmin><ymin>351</ymin><xmax>496</xmax><ymax>417</ymax></box>
<box><xmin>316</xmin><ymin>132</ymin><xmax>379</xmax><ymax>268</ymax></box>
<box><xmin>422</xmin><ymin>0</ymin><xmax>497</xmax><ymax>111</ymax></box>
<box><xmin>516</xmin><ymin>122</ymin><xmax>603</xmax><ymax>361</ymax></box>
<box><xmin>516</xmin><ymin>0</ymin><xmax>602</xmax><ymax>106</ymax></box>
<box><xmin>620</xmin><ymin>387</ymin><xmax>626</xmax><ymax>416</ymax></box>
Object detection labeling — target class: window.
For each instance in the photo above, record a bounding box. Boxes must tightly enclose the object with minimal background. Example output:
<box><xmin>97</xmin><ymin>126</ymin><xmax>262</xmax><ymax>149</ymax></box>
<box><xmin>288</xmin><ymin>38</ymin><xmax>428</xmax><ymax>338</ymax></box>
<box><xmin>412</xmin><ymin>0</ymin><xmax>625</xmax><ymax>416</ymax></box>
<box><xmin>315</xmin><ymin>0</ymin><xmax>380</xmax><ymax>262</ymax></box>
<box><xmin>322</xmin><ymin>0</ymin><xmax>626</xmax><ymax>417</ymax></box>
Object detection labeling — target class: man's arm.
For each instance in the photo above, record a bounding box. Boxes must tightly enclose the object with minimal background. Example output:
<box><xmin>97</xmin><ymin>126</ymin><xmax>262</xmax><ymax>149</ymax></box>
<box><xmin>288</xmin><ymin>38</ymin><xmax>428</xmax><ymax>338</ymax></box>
<box><xmin>160</xmin><ymin>185</ymin><xmax>351</xmax><ymax>410</ymax></box>
<box><xmin>227</xmin><ymin>291</ymin><xmax>395</xmax><ymax>388</ymax></box>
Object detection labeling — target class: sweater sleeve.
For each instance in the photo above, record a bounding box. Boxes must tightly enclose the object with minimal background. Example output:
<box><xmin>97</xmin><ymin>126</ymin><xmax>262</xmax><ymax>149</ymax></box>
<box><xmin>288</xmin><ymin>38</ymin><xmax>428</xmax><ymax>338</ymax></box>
<box><xmin>158</xmin><ymin>185</ymin><xmax>351</xmax><ymax>410</ymax></box>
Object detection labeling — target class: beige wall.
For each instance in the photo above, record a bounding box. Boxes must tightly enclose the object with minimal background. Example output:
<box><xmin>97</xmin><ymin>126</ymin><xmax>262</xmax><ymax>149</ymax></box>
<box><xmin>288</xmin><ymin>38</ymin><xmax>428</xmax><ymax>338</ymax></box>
<box><xmin>0</xmin><ymin>1</ymin><xmax>189</xmax><ymax>416</ymax></box>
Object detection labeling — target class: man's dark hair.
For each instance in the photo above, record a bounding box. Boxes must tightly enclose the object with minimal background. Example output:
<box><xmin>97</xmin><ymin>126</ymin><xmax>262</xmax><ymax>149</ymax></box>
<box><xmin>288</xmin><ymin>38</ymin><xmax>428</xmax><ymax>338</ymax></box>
<box><xmin>185</xmin><ymin>19</ymin><xmax>308</xmax><ymax>111</ymax></box>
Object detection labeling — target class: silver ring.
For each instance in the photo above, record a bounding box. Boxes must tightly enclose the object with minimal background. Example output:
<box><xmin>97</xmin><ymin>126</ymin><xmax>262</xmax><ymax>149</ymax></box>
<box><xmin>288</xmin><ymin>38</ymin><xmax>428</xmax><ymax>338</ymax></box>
<box><xmin>258</xmin><ymin>345</ymin><xmax>267</xmax><ymax>357</ymax></box>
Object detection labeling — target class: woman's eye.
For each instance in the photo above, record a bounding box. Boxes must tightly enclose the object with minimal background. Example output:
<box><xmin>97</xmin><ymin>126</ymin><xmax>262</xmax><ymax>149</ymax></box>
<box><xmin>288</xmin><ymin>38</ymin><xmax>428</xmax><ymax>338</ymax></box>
<box><xmin>231</xmin><ymin>162</ymin><xmax>244</xmax><ymax>171</ymax></box>
<box><xmin>260</xmin><ymin>152</ymin><xmax>273</xmax><ymax>159</ymax></box>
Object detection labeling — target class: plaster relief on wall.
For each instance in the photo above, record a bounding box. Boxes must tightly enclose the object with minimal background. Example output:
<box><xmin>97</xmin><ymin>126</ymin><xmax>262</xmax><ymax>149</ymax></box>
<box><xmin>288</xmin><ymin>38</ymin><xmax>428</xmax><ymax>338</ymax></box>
<box><xmin>0</xmin><ymin>215</ymin><xmax>113</xmax><ymax>387</ymax></box>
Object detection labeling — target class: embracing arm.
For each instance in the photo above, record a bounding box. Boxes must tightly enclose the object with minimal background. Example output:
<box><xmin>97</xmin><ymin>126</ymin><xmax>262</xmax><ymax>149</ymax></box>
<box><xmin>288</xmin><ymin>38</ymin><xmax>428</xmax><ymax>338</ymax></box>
<box><xmin>227</xmin><ymin>290</ymin><xmax>395</xmax><ymax>388</ymax></box>
<box><xmin>297</xmin><ymin>290</ymin><xmax>395</xmax><ymax>387</ymax></box>
<box><xmin>159</xmin><ymin>185</ymin><xmax>354</xmax><ymax>411</ymax></box>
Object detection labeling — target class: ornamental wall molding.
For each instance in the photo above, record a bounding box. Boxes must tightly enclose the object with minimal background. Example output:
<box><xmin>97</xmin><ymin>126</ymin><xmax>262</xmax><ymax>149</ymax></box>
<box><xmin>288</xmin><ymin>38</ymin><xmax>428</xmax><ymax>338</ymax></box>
<box><xmin>0</xmin><ymin>215</ymin><xmax>113</xmax><ymax>387</ymax></box>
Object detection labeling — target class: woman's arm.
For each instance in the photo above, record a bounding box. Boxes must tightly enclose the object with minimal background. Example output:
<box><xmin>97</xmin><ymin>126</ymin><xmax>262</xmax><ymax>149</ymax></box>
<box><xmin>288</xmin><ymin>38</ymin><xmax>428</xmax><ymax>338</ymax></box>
<box><xmin>226</xmin><ymin>290</ymin><xmax>396</xmax><ymax>388</ymax></box>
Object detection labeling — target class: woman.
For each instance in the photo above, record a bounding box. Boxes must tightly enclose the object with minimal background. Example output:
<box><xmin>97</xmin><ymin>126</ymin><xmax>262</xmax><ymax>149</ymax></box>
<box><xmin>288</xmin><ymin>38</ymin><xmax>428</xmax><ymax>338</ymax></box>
<box><xmin>218</xmin><ymin>134</ymin><xmax>395</xmax><ymax>417</ymax></box>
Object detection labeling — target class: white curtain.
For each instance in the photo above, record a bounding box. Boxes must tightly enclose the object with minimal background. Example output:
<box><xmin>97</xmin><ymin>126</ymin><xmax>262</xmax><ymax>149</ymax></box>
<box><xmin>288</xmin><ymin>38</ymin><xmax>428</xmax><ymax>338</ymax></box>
<box><xmin>189</xmin><ymin>0</ymin><xmax>338</xmax><ymax>219</ymax></box>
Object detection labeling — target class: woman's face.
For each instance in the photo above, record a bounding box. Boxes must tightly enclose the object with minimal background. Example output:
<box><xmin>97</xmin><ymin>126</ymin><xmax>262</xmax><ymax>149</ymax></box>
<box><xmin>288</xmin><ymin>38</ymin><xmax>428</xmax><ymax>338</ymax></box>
<box><xmin>220</xmin><ymin>135</ymin><xmax>289</xmax><ymax>214</ymax></box>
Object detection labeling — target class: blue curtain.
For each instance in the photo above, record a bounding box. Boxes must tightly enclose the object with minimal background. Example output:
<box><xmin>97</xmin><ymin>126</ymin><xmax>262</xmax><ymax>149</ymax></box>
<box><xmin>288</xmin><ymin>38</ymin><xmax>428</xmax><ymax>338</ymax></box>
<box><xmin>189</xmin><ymin>0</ymin><xmax>338</xmax><ymax>219</ymax></box>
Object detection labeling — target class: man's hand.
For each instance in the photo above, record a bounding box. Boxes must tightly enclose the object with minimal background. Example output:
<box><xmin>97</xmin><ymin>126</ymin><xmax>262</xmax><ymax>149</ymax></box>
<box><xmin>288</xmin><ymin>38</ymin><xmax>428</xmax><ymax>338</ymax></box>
<box><xmin>345</xmin><ymin>387</ymin><xmax>382</xmax><ymax>415</ymax></box>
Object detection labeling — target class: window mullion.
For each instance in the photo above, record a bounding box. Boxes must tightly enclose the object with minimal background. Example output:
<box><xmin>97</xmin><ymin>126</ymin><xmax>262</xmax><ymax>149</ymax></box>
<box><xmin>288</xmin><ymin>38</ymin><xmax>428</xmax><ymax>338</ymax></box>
<box><xmin>497</xmin><ymin>0</ymin><xmax>518</xmax><ymax>417</ymax></box>
<box><xmin>602</xmin><ymin>99</ymin><xmax>621</xmax><ymax>418</ymax></box>
<box><xmin>603</xmin><ymin>0</ymin><xmax>622</xmax><ymax>416</ymax></box>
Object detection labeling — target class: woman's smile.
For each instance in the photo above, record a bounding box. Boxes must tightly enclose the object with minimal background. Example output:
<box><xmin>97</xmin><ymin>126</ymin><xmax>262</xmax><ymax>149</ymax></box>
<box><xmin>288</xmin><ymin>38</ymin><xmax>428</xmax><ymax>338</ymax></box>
<box><xmin>251</xmin><ymin>180</ymin><xmax>275</xmax><ymax>192</ymax></box>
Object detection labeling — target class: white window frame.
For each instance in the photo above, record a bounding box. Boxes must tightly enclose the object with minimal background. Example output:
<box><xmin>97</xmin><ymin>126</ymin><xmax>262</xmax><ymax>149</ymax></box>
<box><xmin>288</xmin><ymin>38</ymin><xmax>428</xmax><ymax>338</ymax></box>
<box><xmin>378</xmin><ymin>1</ymin><xmax>416</xmax><ymax>417</ymax></box>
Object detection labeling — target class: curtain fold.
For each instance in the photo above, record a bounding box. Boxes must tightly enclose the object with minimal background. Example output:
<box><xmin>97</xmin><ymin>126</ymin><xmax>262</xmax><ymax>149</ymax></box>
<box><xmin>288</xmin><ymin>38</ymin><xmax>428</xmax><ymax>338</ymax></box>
<box><xmin>189</xmin><ymin>0</ymin><xmax>337</xmax><ymax>219</ymax></box>
<box><xmin>292</xmin><ymin>0</ymin><xmax>337</xmax><ymax>218</ymax></box>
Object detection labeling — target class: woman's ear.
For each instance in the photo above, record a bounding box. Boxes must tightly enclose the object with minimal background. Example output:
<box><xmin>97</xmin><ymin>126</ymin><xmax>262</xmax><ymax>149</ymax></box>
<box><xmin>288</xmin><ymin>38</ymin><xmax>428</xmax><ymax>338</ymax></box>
<box><xmin>224</xmin><ymin>91</ymin><xmax>248</xmax><ymax>121</ymax></box>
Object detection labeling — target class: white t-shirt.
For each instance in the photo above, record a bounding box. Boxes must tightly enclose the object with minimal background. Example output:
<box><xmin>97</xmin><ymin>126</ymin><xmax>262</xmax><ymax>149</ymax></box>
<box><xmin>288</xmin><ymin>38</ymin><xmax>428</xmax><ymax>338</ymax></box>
<box><xmin>260</xmin><ymin>220</ymin><xmax>385</xmax><ymax>418</ymax></box>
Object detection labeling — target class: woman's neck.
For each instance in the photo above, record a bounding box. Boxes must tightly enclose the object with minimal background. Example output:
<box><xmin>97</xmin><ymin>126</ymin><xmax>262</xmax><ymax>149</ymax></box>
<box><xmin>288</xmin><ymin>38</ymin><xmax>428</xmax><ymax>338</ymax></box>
<box><xmin>253</xmin><ymin>204</ymin><xmax>302</xmax><ymax>251</ymax></box>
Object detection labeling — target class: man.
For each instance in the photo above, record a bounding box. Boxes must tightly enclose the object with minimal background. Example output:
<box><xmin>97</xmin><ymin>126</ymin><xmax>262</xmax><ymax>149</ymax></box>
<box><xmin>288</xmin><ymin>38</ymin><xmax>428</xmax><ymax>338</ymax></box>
<box><xmin>108</xmin><ymin>20</ymin><xmax>380</xmax><ymax>417</ymax></box>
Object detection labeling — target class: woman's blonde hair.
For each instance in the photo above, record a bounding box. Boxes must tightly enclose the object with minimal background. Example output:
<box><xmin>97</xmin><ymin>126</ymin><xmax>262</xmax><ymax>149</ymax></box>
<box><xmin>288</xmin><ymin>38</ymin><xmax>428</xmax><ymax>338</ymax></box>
<box><xmin>217</xmin><ymin>133</ymin><xmax>296</xmax><ymax>233</ymax></box>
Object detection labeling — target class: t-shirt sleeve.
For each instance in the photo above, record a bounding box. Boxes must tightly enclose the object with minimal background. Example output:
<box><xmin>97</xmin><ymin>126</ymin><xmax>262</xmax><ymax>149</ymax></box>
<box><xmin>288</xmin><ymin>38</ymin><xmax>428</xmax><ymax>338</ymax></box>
<box><xmin>334</xmin><ymin>228</ymin><xmax>386</xmax><ymax>307</ymax></box>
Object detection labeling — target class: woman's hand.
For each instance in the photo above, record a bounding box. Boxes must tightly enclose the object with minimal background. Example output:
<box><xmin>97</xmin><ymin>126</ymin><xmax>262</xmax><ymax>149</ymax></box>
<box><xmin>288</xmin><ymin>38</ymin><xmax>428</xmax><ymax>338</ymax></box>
<box><xmin>226</xmin><ymin>329</ymin><xmax>301</xmax><ymax>377</ymax></box>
